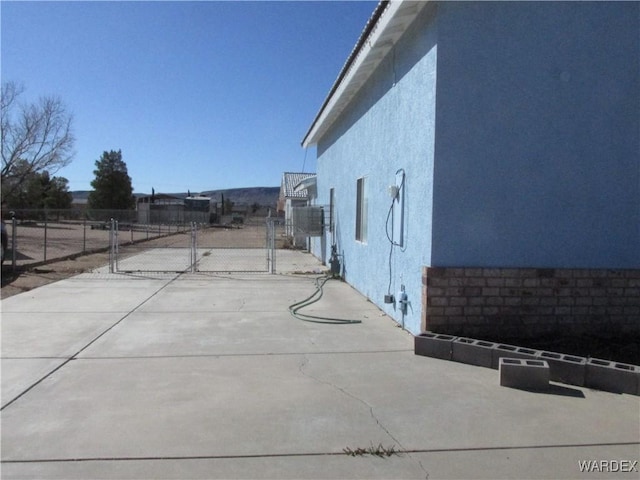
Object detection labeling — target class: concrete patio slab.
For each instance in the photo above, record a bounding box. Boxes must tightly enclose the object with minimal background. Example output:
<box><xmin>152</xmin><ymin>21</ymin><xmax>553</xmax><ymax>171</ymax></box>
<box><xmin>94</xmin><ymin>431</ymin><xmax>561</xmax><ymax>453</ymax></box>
<box><xmin>1</xmin><ymin>275</ymin><xmax>177</xmax><ymax>314</ymax></box>
<box><xmin>74</xmin><ymin>311</ymin><xmax>408</xmax><ymax>358</ymax></box>
<box><xmin>1</xmin><ymin>312</ymin><xmax>125</xmax><ymax>358</ymax></box>
<box><xmin>1</xmin><ymin>261</ymin><xmax>639</xmax><ymax>479</ymax></box>
<box><xmin>1</xmin><ymin>358</ymin><xmax>67</xmax><ymax>407</ymax></box>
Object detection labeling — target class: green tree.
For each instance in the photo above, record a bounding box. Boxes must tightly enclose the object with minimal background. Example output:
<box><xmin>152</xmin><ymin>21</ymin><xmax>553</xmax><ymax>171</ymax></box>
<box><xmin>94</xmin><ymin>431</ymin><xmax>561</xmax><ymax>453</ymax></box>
<box><xmin>45</xmin><ymin>176</ymin><xmax>73</xmax><ymax>210</ymax></box>
<box><xmin>3</xmin><ymin>161</ymin><xmax>72</xmax><ymax>210</ymax></box>
<box><xmin>88</xmin><ymin>150</ymin><xmax>135</xmax><ymax>210</ymax></box>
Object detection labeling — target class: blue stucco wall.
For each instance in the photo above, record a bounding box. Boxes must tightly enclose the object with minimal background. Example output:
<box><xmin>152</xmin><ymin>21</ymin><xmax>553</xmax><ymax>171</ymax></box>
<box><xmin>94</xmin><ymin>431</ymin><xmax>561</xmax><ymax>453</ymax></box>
<box><xmin>432</xmin><ymin>1</ymin><xmax>640</xmax><ymax>268</ymax></box>
<box><xmin>310</xmin><ymin>1</ymin><xmax>639</xmax><ymax>334</ymax></box>
<box><xmin>311</xmin><ymin>4</ymin><xmax>438</xmax><ymax>334</ymax></box>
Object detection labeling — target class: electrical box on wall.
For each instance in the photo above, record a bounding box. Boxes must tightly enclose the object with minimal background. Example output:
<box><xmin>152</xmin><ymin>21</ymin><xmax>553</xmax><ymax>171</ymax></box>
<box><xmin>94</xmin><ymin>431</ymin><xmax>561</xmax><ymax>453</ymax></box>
<box><xmin>292</xmin><ymin>206</ymin><xmax>324</xmax><ymax>237</ymax></box>
<box><xmin>392</xmin><ymin>170</ymin><xmax>405</xmax><ymax>247</ymax></box>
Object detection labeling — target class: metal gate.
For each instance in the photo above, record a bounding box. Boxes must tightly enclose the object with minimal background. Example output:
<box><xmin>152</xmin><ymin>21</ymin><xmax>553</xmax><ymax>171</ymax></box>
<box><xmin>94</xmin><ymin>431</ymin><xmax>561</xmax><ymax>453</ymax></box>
<box><xmin>191</xmin><ymin>217</ymin><xmax>276</xmax><ymax>273</ymax></box>
<box><xmin>109</xmin><ymin>217</ymin><xmax>279</xmax><ymax>274</ymax></box>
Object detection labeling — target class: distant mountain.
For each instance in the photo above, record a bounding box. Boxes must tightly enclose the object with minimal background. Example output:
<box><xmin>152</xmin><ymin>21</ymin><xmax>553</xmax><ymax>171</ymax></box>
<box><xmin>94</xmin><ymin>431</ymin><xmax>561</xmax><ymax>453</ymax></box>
<box><xmin>71</xmin><ymin>190</ymin><xmax>91</xmax><ymax>199</ymax></box>
<box><xmin>71</xmin><ymin>186</ymin><xmax>280</xmax><ymax>207</ymax></box>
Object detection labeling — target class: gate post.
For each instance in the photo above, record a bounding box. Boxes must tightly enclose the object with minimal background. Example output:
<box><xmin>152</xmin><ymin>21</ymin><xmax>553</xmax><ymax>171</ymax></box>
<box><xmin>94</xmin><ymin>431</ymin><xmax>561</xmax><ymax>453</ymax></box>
<box><xmin>267</xmin><ymin>218</ymin><xmax>276</xmax><ymax>274</ymax></box>
<box><xmin>109</xmin><ymin>219</ymin><xmax>119</xmax><ymax>273</ymax></box>
<box><xmin>266</xmin><ymin>219</ymin><xmax>270</xmax><ymax>273</ymax></box>
<box><xmin>114</xmin><ymin>220</ymin><xmax>119</xmax><ymax>272</ymax></box>
<box><xmin>190</xmin><ymin>222</ymin><xmax>197</xmax><ymax>273</ymax></box>
<box><xmin>109</xmin><ymin>218</ymin><xmax>115</xmax><ymax>273</ymax></box>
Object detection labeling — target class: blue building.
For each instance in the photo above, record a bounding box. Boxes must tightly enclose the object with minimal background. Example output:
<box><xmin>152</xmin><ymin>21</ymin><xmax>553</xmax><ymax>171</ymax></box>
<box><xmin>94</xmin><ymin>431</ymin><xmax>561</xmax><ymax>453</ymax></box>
<box><xmin>302</xmin><ymin>1</ymin><xmax>639</xmax><ymax>339</ymax></box>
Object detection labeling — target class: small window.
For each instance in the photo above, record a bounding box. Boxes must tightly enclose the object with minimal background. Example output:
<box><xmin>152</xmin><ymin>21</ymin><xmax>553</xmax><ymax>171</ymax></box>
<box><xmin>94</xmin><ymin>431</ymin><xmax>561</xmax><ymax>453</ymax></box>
<box><xmin>355</xmin><ymin>176</ymin><xmax>368</xmax><ymax>242</ymax></box>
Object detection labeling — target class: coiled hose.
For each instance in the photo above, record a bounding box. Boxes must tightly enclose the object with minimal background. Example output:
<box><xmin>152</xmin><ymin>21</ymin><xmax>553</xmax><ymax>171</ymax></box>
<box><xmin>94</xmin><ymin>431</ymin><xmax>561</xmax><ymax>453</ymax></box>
<box><xmin>289</xmin><ymin>275</ymin><xmax>362</xmax><ymax>325</ymax></box>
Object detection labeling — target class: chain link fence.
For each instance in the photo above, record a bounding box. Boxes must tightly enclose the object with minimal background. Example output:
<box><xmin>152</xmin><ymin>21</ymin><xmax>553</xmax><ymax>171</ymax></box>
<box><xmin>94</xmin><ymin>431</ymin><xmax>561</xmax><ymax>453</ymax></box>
<box><xmin>110</xmin><ymin>217</ymin><xmax>286</xmax><ymax>273</ymax></box>
<box><xmin>1</xmin><ymin>208</ymin><xmax>318</xmax><ymax>275</ymax></box>
<box><xmin>2</xmin><ymin>209</ymin><xmax>190</xmax><ymax>271</ymax></box>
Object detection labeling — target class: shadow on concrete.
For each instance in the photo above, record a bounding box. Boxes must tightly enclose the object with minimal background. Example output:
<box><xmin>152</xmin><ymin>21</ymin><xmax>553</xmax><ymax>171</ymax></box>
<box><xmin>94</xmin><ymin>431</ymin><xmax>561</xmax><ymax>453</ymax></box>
<box><xmin>504</xmin><ymin>383</ymin><xmax>586</xmax><ymax>398</ymax></box>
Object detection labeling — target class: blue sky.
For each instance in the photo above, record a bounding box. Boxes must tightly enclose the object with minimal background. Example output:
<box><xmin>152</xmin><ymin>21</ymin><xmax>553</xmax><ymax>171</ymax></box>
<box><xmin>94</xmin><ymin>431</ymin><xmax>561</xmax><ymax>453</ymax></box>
<box><xmin>1</xmin><ymin>1</ymin><xmax>377</xmax><ymax>194</ymax></box>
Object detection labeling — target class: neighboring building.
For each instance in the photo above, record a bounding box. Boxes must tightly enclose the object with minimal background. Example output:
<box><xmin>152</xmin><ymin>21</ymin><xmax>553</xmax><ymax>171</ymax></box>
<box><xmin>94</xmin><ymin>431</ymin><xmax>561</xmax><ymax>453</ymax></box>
<box><xmin>302</xmin><ymin>1</ymin><xmax>639</xmax><ymax>338</ymax></box>
<box><xmin>137</xmin><ymin>194</ymin><xmax>213</xmax><ymax>224</ymax></box>
<box><xmin>278</xmin><ymin>172</ymin><xmax>316</xmax><ymax>240</ymax></box>
<box><xmin>137</xmin><ymin>194</ymin><xmax>183</xmax><ymax>224</ymax></box>
<box><xmin>70</xmin><ymin>196</ymin><xmax>88</xmax><ymax>211</ymax></box>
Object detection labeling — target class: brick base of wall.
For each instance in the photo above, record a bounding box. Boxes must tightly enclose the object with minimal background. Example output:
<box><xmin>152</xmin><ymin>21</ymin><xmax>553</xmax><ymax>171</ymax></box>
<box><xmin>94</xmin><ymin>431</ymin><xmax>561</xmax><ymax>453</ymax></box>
<box><xmin>422</xmin><ymin>267</ymin><xmax>640</xmax><ymax>338</ymax></box>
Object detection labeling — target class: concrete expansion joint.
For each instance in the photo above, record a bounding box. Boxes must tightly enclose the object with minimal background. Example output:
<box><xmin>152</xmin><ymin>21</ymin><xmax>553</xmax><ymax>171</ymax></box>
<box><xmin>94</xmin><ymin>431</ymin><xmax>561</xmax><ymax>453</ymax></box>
<box><xmin>1</xmin><ymin>277</ymin><xmax>178</xmax><ymax>412</ymax></box>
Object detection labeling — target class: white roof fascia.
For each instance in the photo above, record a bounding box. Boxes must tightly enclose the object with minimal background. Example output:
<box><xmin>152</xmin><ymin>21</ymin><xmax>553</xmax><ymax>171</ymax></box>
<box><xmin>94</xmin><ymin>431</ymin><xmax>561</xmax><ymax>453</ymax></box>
<box><xmin>294</xmin><ymin>175</ymin><xmax>317</xmax><ymax>193</ymax></box>
<box><xmin>302</xmin><ymin>1</ymin><xmax>428</xmax><ymax>148</ymax></box>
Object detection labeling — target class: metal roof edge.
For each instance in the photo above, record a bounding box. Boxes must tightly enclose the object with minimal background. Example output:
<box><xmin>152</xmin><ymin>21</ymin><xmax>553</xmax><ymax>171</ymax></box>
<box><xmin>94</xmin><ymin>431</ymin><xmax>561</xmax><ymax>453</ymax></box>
<box><xmin>301</xmin><ymin>0</ymin><xmax>428</xmax><ymax>148</ymax></box>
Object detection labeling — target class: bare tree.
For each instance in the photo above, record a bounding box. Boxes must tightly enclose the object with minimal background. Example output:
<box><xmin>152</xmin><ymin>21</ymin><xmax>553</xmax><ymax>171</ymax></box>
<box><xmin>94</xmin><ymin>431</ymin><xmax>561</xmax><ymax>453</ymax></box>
<box><xmin>1</xmin><ymin>81</ymin><xmax>75</xmax><ymax>202</ymax></box>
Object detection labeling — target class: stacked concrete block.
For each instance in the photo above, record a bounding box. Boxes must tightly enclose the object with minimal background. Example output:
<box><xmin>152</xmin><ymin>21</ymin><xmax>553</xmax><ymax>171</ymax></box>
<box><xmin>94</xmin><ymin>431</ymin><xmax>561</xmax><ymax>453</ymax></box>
<box><xmin>499</xmin><ymin>358</ymin><xmax>550</xmax><ymax>391</ymax></box>
<box><xmin>414</xmin><ymin>332</ymin><xmax>456</xmax><ymax>360</ymax></box>
<box><xmin>415</xmin><ymin>329</ymin><xmax>640</xmax><ymax>396</ymax></box>
<box><xmin>491</xmin><ymin>344</ymin><xmax>540</xmax><ymax>369</ymax></box>
<box><xmin>539</xmin><ymin>351</ymin><xmax>586</xmax><ymax>386</ymax></box>
<box><xmin>451</xmin><ymin>337</ymin><xmax>496</xmax><ymax>367</ymax></box>
<box><xmin>585</xmin><ymin>358</ymin><xmax>640</xmax><ymax>395</ymax></box>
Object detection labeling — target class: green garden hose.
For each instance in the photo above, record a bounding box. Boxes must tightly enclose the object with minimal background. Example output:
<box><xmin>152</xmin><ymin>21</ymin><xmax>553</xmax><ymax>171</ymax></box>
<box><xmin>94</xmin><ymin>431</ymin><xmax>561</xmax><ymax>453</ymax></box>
<box><xmin>289</xmin><ymin>275</ymin><xmax>362</xmax><ymax>325</ymax></box>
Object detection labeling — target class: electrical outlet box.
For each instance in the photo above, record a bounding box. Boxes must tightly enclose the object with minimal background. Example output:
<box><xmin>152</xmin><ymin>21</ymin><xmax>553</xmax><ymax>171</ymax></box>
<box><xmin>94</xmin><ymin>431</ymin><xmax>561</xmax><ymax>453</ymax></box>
<box><xmin>384</xmin><ymin>294</ymin><xmax>395</xmax><ymax>304</ymax></box>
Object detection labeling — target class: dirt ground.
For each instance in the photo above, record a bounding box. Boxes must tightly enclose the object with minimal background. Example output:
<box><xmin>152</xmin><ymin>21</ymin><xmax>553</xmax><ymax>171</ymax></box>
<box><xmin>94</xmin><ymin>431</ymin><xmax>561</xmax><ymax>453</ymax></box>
<box><xmin>1</xmin><ymin>250</ymin><xmax>111</xmax><ymax>299</ymax></box>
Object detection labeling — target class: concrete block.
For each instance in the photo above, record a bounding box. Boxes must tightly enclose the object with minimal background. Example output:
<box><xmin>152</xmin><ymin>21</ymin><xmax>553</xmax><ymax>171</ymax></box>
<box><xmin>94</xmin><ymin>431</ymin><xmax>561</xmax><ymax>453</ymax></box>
<box><xmin>499</xmin><ymin>358</ymin><xmax>550</xmax><ymax>391</ymax></box>
<box><xmin>452</xmin><ymin>337</ymin><xmax>495</xmax><ymax>368</ymax></box>
<box><xmin>491</xmin><ymin>343</ymin><xmax>540</xmax><ymax>369</ymax></box>
<box><xmin>539</xmin><ymin>351</ymin><xmax>586</xmax><ymax>386</ymax></box>
<box><xmin>585</xmin><ymin>358</ymin><xmax>640</xmax><ymax>396</ymax></box>
<box><xmin>414</xmin><ymin>332</ymin><xmax>456</xmax><ymax>360</ymax></box>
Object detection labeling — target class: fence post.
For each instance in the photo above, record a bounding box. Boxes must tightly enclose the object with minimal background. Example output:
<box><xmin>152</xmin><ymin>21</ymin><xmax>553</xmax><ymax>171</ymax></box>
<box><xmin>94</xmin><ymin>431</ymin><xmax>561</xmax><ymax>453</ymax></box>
<box><xmin>190</xmin><ymin>222</ymin><xmax>195</xmax><ymax>273</ymax></box>
<box><xmin>109</xmin><ymin>218</ymin><xmax>114</xmax><ymax>273</ymax></box>
<box><xmin>11</xmin><ymin>213</ymin><xmax>17</xmax><ymax>272</ymax></box>
<box><xmin>266</xmin><ymin>219</ymin><xmax>271</xmax><ymax>274</ymax></box>
<box><xmin>115</xmin><ymin>220</ymin><xmax>119</xmax><ymax>271</ymax></box>
<box><xmin>108</xmin><ymin>218</ymin><xmax>119</xmax><ymax>273</ymax></box>
<box><xmin>267</xmin><ymin>218</ymin><xmax>276</xmax><ymax>274</ymax></box>
<box><xmin>43</xmin><ymin>209</ymin><xmax>48</xmax><ymax>262</ymax></box>
<box><xmin>272</xmin><ymin>220</ymin><xmax>276</xmax><ymax>274</ymax></box>
<box><xmin>83</xmin><ymin>216</ymin><xmax>87</xmax><ymax>253</ymax></box>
